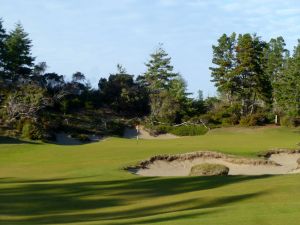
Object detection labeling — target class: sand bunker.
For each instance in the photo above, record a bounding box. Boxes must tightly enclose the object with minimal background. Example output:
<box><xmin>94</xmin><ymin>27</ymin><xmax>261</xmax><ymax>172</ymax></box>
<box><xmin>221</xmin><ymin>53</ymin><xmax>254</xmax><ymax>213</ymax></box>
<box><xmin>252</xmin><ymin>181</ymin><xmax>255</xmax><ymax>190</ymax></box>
<box><xmin>123</xmin><ymin>127</ymin><xmax>178</xmax><ymax>140</ymax></box>
<box><xmin>127</xmin><ymin>150</ymin><xmax>300</xmax><ymax>176</ymax></box>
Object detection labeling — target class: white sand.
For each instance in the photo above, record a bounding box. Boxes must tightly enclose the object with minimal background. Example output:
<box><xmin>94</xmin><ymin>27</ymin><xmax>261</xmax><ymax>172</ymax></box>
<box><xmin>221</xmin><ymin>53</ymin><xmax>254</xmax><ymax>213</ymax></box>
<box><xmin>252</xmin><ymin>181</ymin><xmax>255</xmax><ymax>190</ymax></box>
<box><xmin>134</xmin><ymin>152</ymin><xmax>300</xmax><ymax>176</ymax></box>
<box><xmin>123</xmin><ymin>127</ymin><xmax>178</xmax><ymax>140</ymax></box>
<box><xmin>138</xmin><ymin>127</ymin><xmax>178</xmax><ymax>140</ymax></box>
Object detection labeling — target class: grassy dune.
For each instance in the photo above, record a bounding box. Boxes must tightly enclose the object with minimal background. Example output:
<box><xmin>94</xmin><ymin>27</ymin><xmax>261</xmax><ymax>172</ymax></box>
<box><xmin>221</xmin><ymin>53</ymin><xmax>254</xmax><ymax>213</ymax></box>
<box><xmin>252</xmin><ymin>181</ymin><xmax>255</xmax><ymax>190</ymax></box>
<box><xmin>1</xmin><ymin>126</ymin><xmax>300</xmax><ymax>224</ymax></box>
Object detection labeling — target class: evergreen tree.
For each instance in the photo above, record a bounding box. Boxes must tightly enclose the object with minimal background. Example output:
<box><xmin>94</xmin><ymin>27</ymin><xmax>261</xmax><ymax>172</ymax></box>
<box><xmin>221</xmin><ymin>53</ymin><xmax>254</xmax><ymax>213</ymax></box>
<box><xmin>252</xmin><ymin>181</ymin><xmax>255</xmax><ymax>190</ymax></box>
<box><xmin>210</xmin><ymin>33</ymin><xmax>237</xmax><ymax>104</ymax></box>
<box><xmin>235</xmin><ymin>33</ymin><xmax>271</xmax><ymax>115</ymax></box>
<box><xmin>169</xmin><ymin>75</ymin><xmax>188</xmax><ymax>102</ymax></box>
<box><xmin>275</xmin><ymin>40</ymin><xmax>300</xmax><ymax>116</ymax></box>
<box><xmin>98</xmin><ymin>65</ymin><xmax>149</xmax><ymax>115</ymax></box>
<box><xmin>0</xmin><ymin>18</ymin><xmax>7</xmax><ymax>79</ymax></box>
<box><xmin>143</xmin><ymin>45</ymin><xmax>187</xmax><ymax>123</ymax></box>
<box><xmin>264</xmin><ymin>37</ymin><xmax>289</xmax><ymax>83</ymax></box>
<box><xmin>3</xmin><ymin>23</ymin><xmax>35</xmax><ymax>82</ymax></box>
<box><xmin>72</xmin><ymin>71</ymin><xmax>86</xmax><ymax>83</ymax></box>
<box><xmin>264</xmin><ymin>37</ymin><xmax>289</xmax><ymax>111</ymax></box>
<box><xmin>210</xmin><ymin>33</ymin><xmax>272</xmax><ymax>116</ymax></box>
<box><xmin>0</xmin><ymin>19</ymin><xmax>8</xmax><ymax>107</ymax></box>
<box><xmin>143</xmin><ymin>45</ymin><xmax>177</xmax><ymax>90</ymax></box>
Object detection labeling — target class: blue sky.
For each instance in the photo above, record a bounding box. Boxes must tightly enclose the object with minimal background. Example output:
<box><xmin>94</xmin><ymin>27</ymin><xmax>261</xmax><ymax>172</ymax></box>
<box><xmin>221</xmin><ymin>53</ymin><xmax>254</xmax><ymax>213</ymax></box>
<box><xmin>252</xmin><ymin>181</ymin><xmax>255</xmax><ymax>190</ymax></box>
<box><xmin>1</xmin><ymin>0</ymin><xmax>300</xmax><ymax>97</ymax></box>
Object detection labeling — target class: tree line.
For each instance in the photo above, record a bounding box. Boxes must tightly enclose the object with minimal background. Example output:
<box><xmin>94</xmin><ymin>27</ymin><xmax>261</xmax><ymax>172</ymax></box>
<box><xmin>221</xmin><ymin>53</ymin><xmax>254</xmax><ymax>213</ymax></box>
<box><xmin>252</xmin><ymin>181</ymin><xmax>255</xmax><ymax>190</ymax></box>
<box><xmin>0</xmin><ymin>19</ymin><xmax>204</xmax><ymax>139</ymax></box>
<box><xmin>0</xmin><ymin>19</ymin><xmax>299</xmax><ymax>140</ymax></box>
<box><xmin>210</xmin><ymin>33</ymin><xmax>300</xmax><ymax>126</ymax></box>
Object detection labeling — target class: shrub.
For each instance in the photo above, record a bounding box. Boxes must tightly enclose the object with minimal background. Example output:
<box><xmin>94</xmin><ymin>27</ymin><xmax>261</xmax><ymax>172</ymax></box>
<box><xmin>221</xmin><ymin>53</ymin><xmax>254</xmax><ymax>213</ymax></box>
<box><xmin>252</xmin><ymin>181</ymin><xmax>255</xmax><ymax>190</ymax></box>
<box><xmin>142</xmin><ymin>123</ymin><xmax>171</xmax><ymax>136</ymax></box>
<box><xmin>280</xmin><ymin>116</ymin><xmax>300</xmax><ymax>127</ymax></box>
<box><xmin>200</xmin><ymin>103</ymin><xmax>241</xmax><ymax>126</ymax></box>
<box><xmin>239</xmin><ymin>116</ymin><xmax>252</xmax><ymax>126</ymax></box>
<box><xmin>106</xmin><ymin>120</ymin><xmax>126</xmax><ymax>136</ymax></box>
<box><xmin>200</xmin><ymin>113</ymin><xmax>221</xmax><ymax>125</ymax></box>
<box><xmin>169</xmin><ymin>125</ymin><xmax>208</xmax><ymax>136</ymax></box>
<box><xmin>4</xmin><ymin>129</ymin><xmax>19</xmax><ymax>137</ymax></box>
<box><xmin>21</xmin><ymin>121</ymin><xmax>43</xmax><ymax>140</ymax></box>
<box><xmin>144</xmin><ymin>124</ymin><xmax>208</xmax><ymax>136</ymax></box>
<box><xmin>71</xmin><ymin>133</ymin><xmax>90</xmax><ymax>142</ymax></box>
<box><xmin>151</xmin><ymin>125</ymin><xmax>170</xmax><ymax>135</ymax></box>
<box><xmin>21</xmin><ymin>122</ymin><xmax>31</xmax><ymax>138</ymax></box>
<box><xmin>265</xmin><ymin>112</ymin><xmax>276</xmax><ymax>124</ymax></box>
<box><xmin>221</xmin><ymin>116</ymin><xmax>239</xmax><ymax>126</ymax></box>
<box><xmin>78</xmin><ymin>134</ymin><xmax>90</xmax><ymax>142</ymax></box>
<box><xmin>84</xmin><ymin>101</ymin><xmax>94</xmax><ymax>110</ymax></box>
<box><xmin>239</xmin><ymin>113</ymin><xmax>268</xmax><ymax>126</ymax></box>
<box><xmin>189</xmin><ymin>163</ymin><xmax>229</xmax><ymax>176</ymax></box>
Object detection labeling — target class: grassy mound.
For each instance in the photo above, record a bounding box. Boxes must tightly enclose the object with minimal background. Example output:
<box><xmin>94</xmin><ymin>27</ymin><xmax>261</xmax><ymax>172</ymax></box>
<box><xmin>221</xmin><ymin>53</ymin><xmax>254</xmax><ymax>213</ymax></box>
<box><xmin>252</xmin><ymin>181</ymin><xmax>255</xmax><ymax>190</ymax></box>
<box><xmin>189</xmin><ymin>163</ymin><xmax>229</xmax><ymax>176</ymax></box>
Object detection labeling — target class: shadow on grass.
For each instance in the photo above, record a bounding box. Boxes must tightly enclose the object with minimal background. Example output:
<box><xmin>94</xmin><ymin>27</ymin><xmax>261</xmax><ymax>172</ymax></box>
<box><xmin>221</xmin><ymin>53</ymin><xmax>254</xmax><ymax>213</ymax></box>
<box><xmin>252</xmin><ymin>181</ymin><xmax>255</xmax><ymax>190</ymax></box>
<box><xmin>0</xmin><ymin>175</ymin><xmax>270</xmax><ymax>225</ymax></box>
<box><xmin>0</xmin><ymin>136</ymin><xmax>39</xmax><ymax>145</ymax></box>
<box><xmin>47</xmin><ymin>132</ymin><xmax>106</xmax><ymax>146</ymax></box>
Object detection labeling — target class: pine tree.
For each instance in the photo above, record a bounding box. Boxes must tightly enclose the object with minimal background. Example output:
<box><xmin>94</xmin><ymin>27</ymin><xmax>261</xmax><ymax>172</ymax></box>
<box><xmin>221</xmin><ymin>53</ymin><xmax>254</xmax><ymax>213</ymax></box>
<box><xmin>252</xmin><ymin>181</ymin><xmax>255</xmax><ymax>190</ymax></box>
<box><xmin>264</xmin><ymin>37</ymin><xmax>289</xmax><ymax>83</ymax></box>
<box><xmin>210</xmin><ymin>33</ymin><xmax>272</xmax><ymax>116</ymax></box>
<box><xmin>144</xmin><ymin>44</ymin><xmax>177</xmax><ymax>90</ymax></box>
<box><xmin>0</xmin><ymin>18</ymin><xmax>7</xmax><ymax>77</ymax></box>
<box><xmin>210</xmin><ymin>33</ymin><xmax>237</xmax><ymax>104</ymax></box>
<box><xmin>3</xmin><ymin>23</ymin><xmax>35</xmax><ymax>82</ymax></box>
<box><xmin>264</xmin><ymin>37</ymin><xmax>289</xmax><ymax>112</ymax></box>
<box><xmin>143</xmin><ymin>45</ymin><xmax>186</xmax><ymax>123</ymax></box>
<box><xmin>235</xmin><ymin>33</ymin><xmax>271</xmax><ymax>115</ymax></box>
<box><xmin>275</xmin><ymin>40</ymin><xmax>300</xmax><ymax>116</ymax></box>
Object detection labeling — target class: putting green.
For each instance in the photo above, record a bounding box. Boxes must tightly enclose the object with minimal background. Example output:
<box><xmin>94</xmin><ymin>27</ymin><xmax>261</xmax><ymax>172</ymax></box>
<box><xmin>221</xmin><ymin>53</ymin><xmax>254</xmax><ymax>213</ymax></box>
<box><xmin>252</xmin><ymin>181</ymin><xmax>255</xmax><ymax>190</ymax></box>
<box><xmin>1</xmin><ymin>126</ymin><xmax>300</xmax><ymax>225</ymax></box>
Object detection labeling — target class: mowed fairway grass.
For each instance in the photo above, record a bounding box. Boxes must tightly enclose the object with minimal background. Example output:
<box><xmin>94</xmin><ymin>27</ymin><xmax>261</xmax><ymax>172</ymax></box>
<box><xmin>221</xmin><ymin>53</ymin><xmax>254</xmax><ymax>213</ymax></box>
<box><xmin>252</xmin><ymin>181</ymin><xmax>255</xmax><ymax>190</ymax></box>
<box><xmin>1</xmin><ymin>126</ymin><xmax>300</xmax><ymax>225</ymax></box>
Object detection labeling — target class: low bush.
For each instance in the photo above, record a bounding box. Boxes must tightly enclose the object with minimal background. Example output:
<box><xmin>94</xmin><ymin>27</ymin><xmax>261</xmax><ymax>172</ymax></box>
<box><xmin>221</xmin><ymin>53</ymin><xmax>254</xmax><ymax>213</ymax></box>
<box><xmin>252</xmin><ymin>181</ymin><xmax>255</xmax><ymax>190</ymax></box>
<box><xmin>21</xmin><ymin>122</ymin><xmax>31</xmax><ymax>138</ymax></box>
<box><xmin>84</xmin><ymin>101</ymin><xmax>94</xmax><ymax>110</ymax></box>
<box><xmin>21</xmin><ymin>121</ymin><xmax>43</xmax><ymax>140</ymax></box>
<box><xmin>106</xmin><ymin>120</ymin><xmax>126</xmax><ymax>136</ymax></box>
<box><xmin>200</xmin><ymin>103</ymin><xmax>241</xmax><ymax>126</ymax></box>
<box><xmin>144</xmin><ymin>124</ymin><xmax>208</xmax><ymax>136</ymax></box>
<box><xmin>239</xmin><ymin>113</ymin><xmax>268</xmax><ymax>126</ymax></box>
<box><xmin>142</xmin><ymin>123</ymin><xmax>171</xmax><ymax>136</ymax></box>
<box><xmin>169</xmin><ymin>125</ymin><xmax>208</xmax><ymax>136</ymax></box>
<box><xmin>152</xmin><ymin>125</ymin><xmax>170</xmax><ymax>135</ymax></box>
<box><xmin>280</xmin><ymin>116</ymin><xmax>300</xmax><ymax>127</ymax></box>
<box><xmin>221</xmin><ymin>116</ymin><xmax>239</xmax><ymax>126</ymax></box>
<box><xmin>189</xmin><ymin>163</ymin><xmax>229</xmax><ymax>176</ymax></box>
<box><xmin>71</xmin><ymin>133</ymin><xmax>90</xmax><ymax>142</ymax></box>
<box><xmin>239</xmin><ymin>116</ymin><xmax>252</xmax><ymax>126</ymax></box>
<box><xmin>200</xmin><ymin>113</ymin><xmax>221</xmax><ymax>125</ymax></box>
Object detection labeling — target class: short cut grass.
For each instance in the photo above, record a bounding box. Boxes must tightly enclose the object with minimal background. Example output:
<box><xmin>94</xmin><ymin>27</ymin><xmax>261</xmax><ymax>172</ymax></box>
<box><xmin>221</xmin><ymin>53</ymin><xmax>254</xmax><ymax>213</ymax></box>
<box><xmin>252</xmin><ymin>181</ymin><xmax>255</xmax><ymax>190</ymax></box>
<box><xmin>1</xmin><ymin>126</ymin><xmax>300</xmax><ymax>224</ymax></box>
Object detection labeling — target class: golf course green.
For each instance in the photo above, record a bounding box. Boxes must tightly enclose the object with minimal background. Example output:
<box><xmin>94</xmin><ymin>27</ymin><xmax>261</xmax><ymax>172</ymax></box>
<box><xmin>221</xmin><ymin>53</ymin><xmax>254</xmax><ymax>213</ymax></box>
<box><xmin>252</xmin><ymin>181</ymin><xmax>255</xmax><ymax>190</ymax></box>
<box><xmin>1</xmin><ymin>126</ymin><xmax>300</xmax><ymax>225</ymax></box>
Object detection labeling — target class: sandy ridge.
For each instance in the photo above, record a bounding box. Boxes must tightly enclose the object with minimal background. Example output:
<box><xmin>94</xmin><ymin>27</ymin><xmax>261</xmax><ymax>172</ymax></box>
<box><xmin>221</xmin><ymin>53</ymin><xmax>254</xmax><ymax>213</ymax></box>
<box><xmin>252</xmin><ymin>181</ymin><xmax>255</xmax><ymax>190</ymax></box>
<box><xmin>126</xmin><ymin>149</ymin><xmax>300</xmax><ymax>176</ymax></box>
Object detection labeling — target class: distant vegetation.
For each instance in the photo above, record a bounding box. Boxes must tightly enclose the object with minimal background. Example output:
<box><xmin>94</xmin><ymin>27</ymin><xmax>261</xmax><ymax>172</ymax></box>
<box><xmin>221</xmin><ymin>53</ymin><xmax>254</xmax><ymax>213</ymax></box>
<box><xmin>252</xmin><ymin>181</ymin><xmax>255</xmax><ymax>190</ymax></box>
<box><xmin>0</xmin><ymin>18</ymin><xmax>299</xmax><ymax>140</ymax></box>
<box><xmin>145</xmin><ymin>124</ymin><xmax>208</xmax><ymax>136</ymax></box>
